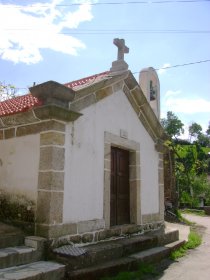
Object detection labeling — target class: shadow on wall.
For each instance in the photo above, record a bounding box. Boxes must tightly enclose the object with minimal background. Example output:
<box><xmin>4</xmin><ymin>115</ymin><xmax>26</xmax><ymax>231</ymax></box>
<box><xmin>0</xmin><ymin>189</ymin><xmax>35</xmax><ymax>234</ymax></box>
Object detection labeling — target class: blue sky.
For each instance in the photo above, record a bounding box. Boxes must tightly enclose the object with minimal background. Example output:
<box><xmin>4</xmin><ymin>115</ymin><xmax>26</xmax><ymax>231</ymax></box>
<box><xmin>0</xmin><ymin>0</ymin><xmax>210</xmax><ymax>138</ymax></box>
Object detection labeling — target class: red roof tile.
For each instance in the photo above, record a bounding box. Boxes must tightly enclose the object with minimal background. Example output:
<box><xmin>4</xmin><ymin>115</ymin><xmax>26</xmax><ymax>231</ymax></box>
<box><xmin>65</xmin><ymin>71</ymin><xmax>110</xmax><ymax>89</ymax></box>
<box><xmin>0</xmin><ymin>94</ymin><xmax>43</xmax><ymax>117</ymax></box>
<box><xmin>0</xmin><ymin>71</ymin><xmax>110</xmax><ymax>117</ymax></box>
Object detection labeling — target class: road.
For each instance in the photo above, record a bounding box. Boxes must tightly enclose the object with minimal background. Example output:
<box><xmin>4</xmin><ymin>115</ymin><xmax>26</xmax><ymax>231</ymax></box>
<box><xmin>157</xmin><ymin>214</ymin><xmax>210</xmax><ymax>280</ymax></box>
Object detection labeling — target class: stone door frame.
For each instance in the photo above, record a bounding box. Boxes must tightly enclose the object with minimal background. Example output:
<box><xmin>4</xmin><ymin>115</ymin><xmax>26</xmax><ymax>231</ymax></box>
<box><xmin>110</xmin><ymin>146</ymin><xmax>130</xmax><ymax>226</ymax></box>
<box><xmin>104</xmin><ymin>132</ymin><xmax>141</xmax><ymax>229</ymax></box>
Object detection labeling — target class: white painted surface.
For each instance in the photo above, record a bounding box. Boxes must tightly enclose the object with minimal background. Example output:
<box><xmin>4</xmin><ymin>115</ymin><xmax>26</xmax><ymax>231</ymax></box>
<box><xmin>0</xmin><ymin>134</ymin><xmax>40</xmax><ymax>201</ymax></box>
<box><xmin>139</xmin><ymin>67</ymin><xmax>160</xmax><ymax>119</ymax></box>
<box><xmin>63</xmin><ymin>89</ymin><xmax>160</xmax><ymax>223</ymax></box>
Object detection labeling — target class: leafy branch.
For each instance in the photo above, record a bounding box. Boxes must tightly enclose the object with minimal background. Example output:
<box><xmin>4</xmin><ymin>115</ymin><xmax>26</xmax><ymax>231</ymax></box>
<box><xmin>0</xmin><ymin>82</ymin><xmax>16</xmax><ymax>101</ymax></box>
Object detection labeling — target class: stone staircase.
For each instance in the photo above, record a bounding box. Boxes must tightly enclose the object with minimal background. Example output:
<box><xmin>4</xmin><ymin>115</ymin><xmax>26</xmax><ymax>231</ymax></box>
<box><xmin>0</xmin><ymin>222</ymin><xmax>186</xmax><ymax>280</ymax></box>
<box><xmin>0</xmin><ymin>223</ymin><xmax>65</xmax><ymax>280</ymax></box>
<box><xmin>52</xmin><ymin>227</ymin><xmax>185</xmax><ymax>280</ymax></box>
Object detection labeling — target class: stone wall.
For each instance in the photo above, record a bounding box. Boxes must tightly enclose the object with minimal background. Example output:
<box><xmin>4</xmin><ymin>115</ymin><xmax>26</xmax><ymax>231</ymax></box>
<box><xmin>164</xmin><ymin>150</ymin><xmax>177</xmax><ymax>208</ymax></box>
<box><xmin>50</xmin><ymin>221</ymin><xmax>164</xmax><ymax>248</ymax></box>
<box><xmin>0</xmin><ymin>104</ymin><xmax>81</xmax><ymax>238</ymax></box>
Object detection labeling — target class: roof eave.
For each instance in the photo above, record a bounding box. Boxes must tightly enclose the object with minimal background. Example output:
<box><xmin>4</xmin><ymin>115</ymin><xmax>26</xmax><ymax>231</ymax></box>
<box><xmin>0</xmin><ymin>104</ymin><xmax>82</xmax><ymax>130</ymax></box>
<box><xmin>74</xmin><ymin>71</ymin><xmax>129</xmax><ymax>100</ymax></box>
<box><xmin>29</xmin><ymin>80</ymin><xmax>75</xmax><ymax>103</ymax></box>
<box><xmin>124</xmin><ymin>71</ymin><xmax>167</xmax><ymax>143</ymax></box>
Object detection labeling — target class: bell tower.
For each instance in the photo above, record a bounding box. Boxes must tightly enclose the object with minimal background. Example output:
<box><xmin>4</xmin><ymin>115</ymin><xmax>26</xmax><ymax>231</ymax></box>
<box><xmin>139</xmin><ymin>67</ymin><xmax>160</xmax><ymax>120</ymax></box>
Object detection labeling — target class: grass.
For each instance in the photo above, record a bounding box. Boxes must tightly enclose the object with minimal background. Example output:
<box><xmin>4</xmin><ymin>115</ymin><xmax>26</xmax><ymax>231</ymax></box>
<box><xmin>170</xmin><ymin>210</ymin><xmax>203</xmax><ymax>260</ymax></box>
<box><xmin>101</xmin><ymin>263</ymin><xmax>158</xmax><ymax>280</ymax></box>
<box><xmin>176</xmin><ymin>209</ymin><xmax>195</xmax><ymax>225</ymax></box>
<box><xmin>180</xmin><ymin>209</ymin><xmax>206</xmax><ymax>217</ymax></box>
<box><xmin>170</xmin><ymin>230</ymin><xmax>202</xmax><ymax>260</ymax></box>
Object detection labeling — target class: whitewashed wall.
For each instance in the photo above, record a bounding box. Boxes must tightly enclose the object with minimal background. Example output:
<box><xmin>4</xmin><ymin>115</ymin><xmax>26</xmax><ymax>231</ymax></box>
<box><xmin>0</xmin><ymin>134</ymin><xmax>40</xmax><ymax>202</ymax></box>
<box><xmin>63</xmin><ymin>89</ymin><xmax>159</xmax><ymax>223</ymax></box>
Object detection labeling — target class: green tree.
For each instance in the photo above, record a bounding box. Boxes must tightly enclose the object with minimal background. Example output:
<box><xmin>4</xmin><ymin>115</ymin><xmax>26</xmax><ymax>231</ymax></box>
<box><xmin>162</xmin><ymin>112</ymin><xmax>210</xmax><ymax>207</ymax></box>
<box><xmin>176</xmin><ymin>144</ymin><xmax>209</xmax><ymax>207</ymax></box>
<box><xmin>189</xmin><ymin>122</ymin><xmax>202</xmax><ymax>142</ymax></box>
<box><xmin>197</xmin><ymin>133</ymin><xmax>210</xmax><ymax>147</ymax></box>
<box><xmin>0</xmin><ymin>82</ymin><xmax>16</xmax><ymax>101</ymax></box>
<box><xmin>206</xmin><ymin>122</ymin><xmax>210</xmax><ymax>136</ymax></box>
<box><xmin>161</xmin><ymin>111</ymin><xmax>184</xmax><ymax>139</ymax></box>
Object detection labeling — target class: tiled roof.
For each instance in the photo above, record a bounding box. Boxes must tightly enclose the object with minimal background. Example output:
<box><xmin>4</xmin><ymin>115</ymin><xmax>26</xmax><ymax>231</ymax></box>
<box><xmin>65</xmin><ymin>71</ymin><xmax>110</xmax><ymax>90</ymax></box>
<box><xmin>0</xmin><ymin>71</ymin><xmax>110</xmax><ymax>117</ymax></box>
<box><xmin>0</xmin><ymin>94</ymin><xmax>43</xmax><ymax>117</ymax></box>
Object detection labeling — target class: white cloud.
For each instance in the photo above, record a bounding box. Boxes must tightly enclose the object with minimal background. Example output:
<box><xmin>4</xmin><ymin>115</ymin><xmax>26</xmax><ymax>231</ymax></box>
<box><xmin>157</xmin><ymin>63</ymin><xmax>171</xmax><ymax>75</ymax></box>
<box><xmin>58</xmin><ymin>3</ymin><xmax>93</xmax><ymax>29</ymax></box>
<box><xmin>165</xmin><ymin>97</ymin><xmax>210</xmax><ymax>114</ymax></box>
<box><xmin>165</xmin><ymin>90</ymin><xmax>181</xmax><ymax>98</ymax></box>
<box><xmin>0</xmin><ymin>0</ymin><xmax>94</xmax><ymax>64</ymax></box>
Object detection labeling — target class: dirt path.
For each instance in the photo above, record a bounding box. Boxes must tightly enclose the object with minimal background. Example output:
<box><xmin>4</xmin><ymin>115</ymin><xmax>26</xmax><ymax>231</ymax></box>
<box><xmin>156</xmin><ymin>214</ymin><xmax>210</xmax><ymax>280</ymax></box>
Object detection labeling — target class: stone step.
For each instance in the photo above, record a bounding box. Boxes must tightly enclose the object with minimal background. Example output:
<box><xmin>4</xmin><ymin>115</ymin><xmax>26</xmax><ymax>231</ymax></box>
<box><xmin>160</xmin><ymin>228</ymin><xmax>179</xmax><ymax>245</ymax></box>
<box><xmin>0</xmin><ymin>223</ymin><xmax>25</xmax><ymax>249</ymax></box>
<box><xmin>165</xmin><ymin>239</ymin><xmax>186</xmax><ymax>251</ymax></box>
<box><xmin>66</xmin><ymin>240</ymin><xmax>185</xmax><ymax>280</ymax></box>
<box><xmin>53</xmin><ymin>234</ymin><xmax>159</xmax><ymax>270</ymax></box>
<box><xmin>0</xmin><ymin>236</ymin><xmax>47</xmax><ymax>269</ymax></box>
<box><xmin>53</xmin><ymin>229</ymin><xmax>179</xmax><ymax>271</ymax></box>
<box><xmin>0</xmin><ymin>245</ymin><xmax>42</xmax><ymax>269</ymax></box>
<box><xmin>0</xmin><ymin>232</ymin><xmax>24</xmax><ymax>249</ymax></box>
<box><xmin>0</xmin><ymin>261</ymin><xmax>65</xmax><ymax>280</ymax></box>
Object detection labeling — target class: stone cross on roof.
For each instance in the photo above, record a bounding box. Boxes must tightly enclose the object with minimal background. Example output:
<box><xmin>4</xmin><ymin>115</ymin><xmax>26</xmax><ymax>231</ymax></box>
<box><xmin>114</xmin><ymin>38</ymin><xmax>129</xmax><ymax>61</ymax></box>
<box><xmin>110</xmin><ymin>38</ymin><xmax>129</xmax><ymax>73</ymax></box>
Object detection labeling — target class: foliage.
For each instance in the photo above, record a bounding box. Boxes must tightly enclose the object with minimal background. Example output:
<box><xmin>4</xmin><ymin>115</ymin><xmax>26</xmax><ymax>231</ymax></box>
<box><xmin>177</xmin><ymin>157</ymin><xmax>210</xmax><ymax>207</ymax></box>
<box><xmin>170</xmin><ymin>246</ymin><xmax>186</xmax><ymax>260</ymax></box>
<box><xmin>170</xmin><ymin>230</ymin><xmax>202</xmax><ymax>260</ymax></box>
<box><xmin>186</xmin><ymin>231</ymin><xmax>202</xmax><ymax>248</ymax></box>
<box><xmin>175</xmin><ymin>145</ymin><xmax>210</xmax><ymax>158</ymax></box>
<box><xmin>180</xmin><ymin>209</ymin><xmax>205</xmax><ymax>217</ymax></box>
<box><xmin>206</xmin><ymin>122</ymin><xmax>210</xmax><ymax>136</ymax></box>
<box><xmin>176</xmin><ymin>209</ymin><xmax>195</xmax><ymax>225</ymax></box>
<box><xmin>202</xmin><ymin>147</ymin><xmax>210</xmax><ymax>154</ymax></box>
<box><xmin>162</xmin><ymin>112</ymin><xmax>210</xmax><ymax>207</ymax></box>
<box><xmin>204</xmin><ymin>182</ymin><xmax>210</xmax><ymax>205</ymax></box>
<box><xmin>0</xmin><ymin>82</ymin><xmax>16</xmax><ymax>101</ymax></box>
<box><xmin>174</xmin><ymin>138</ymin><xmax>191</xmax><ymax>145</ymax></box>
<box><xmin>161</xmin><ymin>111</ymin><xmax>184</xmax><ymax>138</ymax></box>
<box><xmin>189</xmin><ymin>122</ymin><xmax>210</xmax><ymax>147</ymax></box>
<box><xmin>166</xmin><ymin>141</ymin><xmax>210</xmax><ymax>207</ymax></box>
<box><xmin>197</xmin><ymin>133</ymin><xmax>210</xmax><ymax>147</ymax></box>
<box><xmin>180</xmin><ymin>191</ymin><xmax>195</xmax><ymax>208</ymax></box>
<box><xmin>101</xmin><ymin>263</ymin><xmax>158</xmax><ymax>280</ymax></box>
<box><xmin>189</xmin><ymin>122</ymin><xmax>202</xmax><ymax>142</ymax></box>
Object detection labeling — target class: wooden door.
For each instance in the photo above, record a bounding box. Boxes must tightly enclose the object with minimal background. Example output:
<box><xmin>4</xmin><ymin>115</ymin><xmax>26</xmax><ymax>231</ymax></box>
<box><xmin>110</xmin><ymin>147</ymin><xmax>130</xmax><ymax>226</ymax></box>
